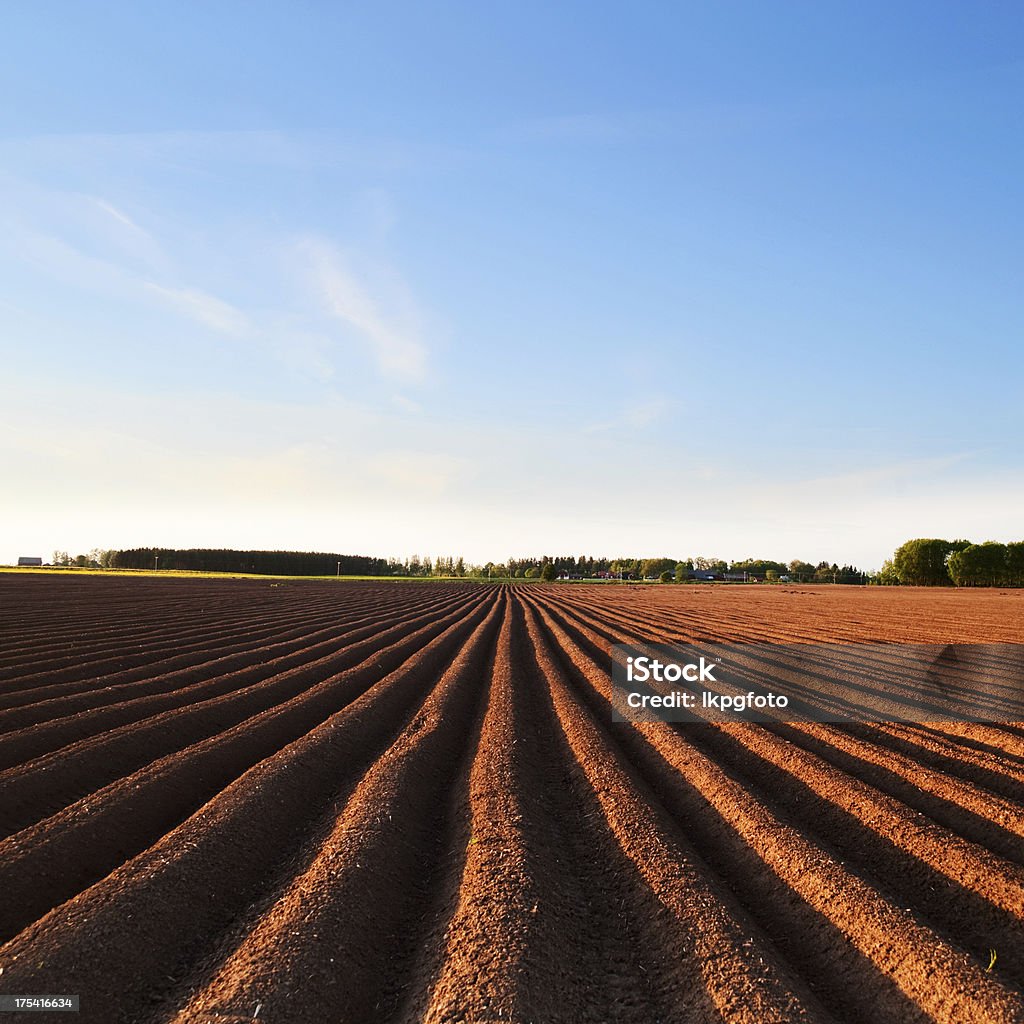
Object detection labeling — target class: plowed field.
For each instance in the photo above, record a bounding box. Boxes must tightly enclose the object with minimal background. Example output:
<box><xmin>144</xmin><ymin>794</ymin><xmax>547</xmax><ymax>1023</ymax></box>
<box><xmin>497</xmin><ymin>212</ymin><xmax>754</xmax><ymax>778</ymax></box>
<box><xmin>1</xmin><ymin>575</ymin><xmax>1023</xmax><ymax>1023</ymax></box>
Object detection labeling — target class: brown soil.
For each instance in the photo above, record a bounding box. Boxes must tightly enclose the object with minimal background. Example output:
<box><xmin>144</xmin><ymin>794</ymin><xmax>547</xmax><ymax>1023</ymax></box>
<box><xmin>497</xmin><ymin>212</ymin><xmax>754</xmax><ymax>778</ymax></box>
<box><xmin>0</xmin><ymin>575</ymin><xmax>1022</xmax><ymax>1023</ymax></box>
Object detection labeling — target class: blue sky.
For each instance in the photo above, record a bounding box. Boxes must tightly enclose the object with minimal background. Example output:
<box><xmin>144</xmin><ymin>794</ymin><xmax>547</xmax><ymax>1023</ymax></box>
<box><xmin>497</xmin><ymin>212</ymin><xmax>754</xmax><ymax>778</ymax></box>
<box><xmin>2</xmin><ymin>2</ymin><xmax>1022</xmax><ymax>568</ymax></box>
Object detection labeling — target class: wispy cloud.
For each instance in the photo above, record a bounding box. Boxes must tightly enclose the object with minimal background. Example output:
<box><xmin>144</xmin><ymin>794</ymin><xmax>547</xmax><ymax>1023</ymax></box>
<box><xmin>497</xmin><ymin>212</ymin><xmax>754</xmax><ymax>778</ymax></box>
<box><xmin>3</xmin><ymin>176</ymin><xmax>437</xmax><ymax>383</ymax></box>
<box><xmin>13</xmin><ymin>229</ymin><xmax>251</xmax><ymax>340</ymax></box>
<box><xmin>144</xmin><ymin>282</ymin><xmax>250</xmax><ymax>337</ymax></box>
<box><xmin>88</xmin><ymin>196</ymin><xmax>149</xmax><ymax>235</ymax></box>
<box><xmin>793</xmin><ymin>453</ymin><xmax>970</xmax><ymax>493</ymax></box>
<box><xmin>301</xmin><ymin>238</ymin><xmax>428</xmax><ymax>380</ymax></box>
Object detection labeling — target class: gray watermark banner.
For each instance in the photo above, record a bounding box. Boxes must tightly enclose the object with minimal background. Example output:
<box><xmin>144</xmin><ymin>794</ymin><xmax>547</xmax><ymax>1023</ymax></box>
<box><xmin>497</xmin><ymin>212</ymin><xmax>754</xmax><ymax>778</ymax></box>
<box><xmin>611</xmin><ymin>643</ymin><xmax>1024</xmax><ymax>723</ymax></box>
<box><xmin>0</xmin><ymin>996</ymin><xmax>79</xmax><ymax>1012</ymax></box>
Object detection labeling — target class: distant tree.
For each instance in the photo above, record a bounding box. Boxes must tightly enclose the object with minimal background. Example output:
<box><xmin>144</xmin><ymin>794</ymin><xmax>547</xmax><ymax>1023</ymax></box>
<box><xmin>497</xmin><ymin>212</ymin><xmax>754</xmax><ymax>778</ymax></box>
<box><xmin>110</xmin><ymin>548</ymin><xmax>394</xmax><ymax>576</ymax></box>
<box><xmin>834</xmin><ymin>564</ymin><xmax>866</xmax><ymax>585</ymax></box>
<box><xmin>876</xmin><ymin>559</ymin><xmax>900</xmax><ymax>585</ymax></box>
<box><xmin>948</xmin><ymin>542</ymin><xmax>1007</xmax><ymax>587</ymax></box>
<box><xmin>812</xmin><ymin>562</ymin><xmax>838</xmax><ymax>583</ymax></box>
<box><xmin>975</xmin><ymin>542</ymin><xmax>1008</xmax><ymax>586</ymax></box>
<box><xmin>642</xmin><ymin>557</ymin><xmax>677</xmax><ymax>579</ymax></box>
<box><xmin>659</xmin><ymin>570</ymin><xmax>672</xmax><ymax>584</ymax></box>
<box><xmin>674</xmin><ymin>561</ymin><xmax>691</xmax><ymax>584</ymax></box>
<box><xmin>540</xmin><ymin>563</ymin><xmax>557</xmax><ymax>582</ymax></box>
<box><xmin>52</xmin><ymin>550</ymin><xmax>71</xmax><ymax>566</ymax></box>
<box><xmin>524</xmin><ymin>566</ymin><xmax>540</xmax><ymax>579</ymax></box>
<box><xmin>892</xmin><ymin>539</ymin><xmax>967</xmax><ymax>586</ymax></box>
<box><xmin>788</xmin><ymin>560</ymin><xmax>815</xmax><ymax>581</ymax></box>
<box><xmin>731</xmin><ymin>559</ymin><xmax>787</xmax><ymax>578</ymax></box>
<box><xmin>947</xmin><ymin>547</ymin><xmax>971</xmax><ymax>586</ymax></box>
<box><xmin>1007</xmin><ymin>543</ymin><xmax>1024</xmax><ymax>587</ymax></box>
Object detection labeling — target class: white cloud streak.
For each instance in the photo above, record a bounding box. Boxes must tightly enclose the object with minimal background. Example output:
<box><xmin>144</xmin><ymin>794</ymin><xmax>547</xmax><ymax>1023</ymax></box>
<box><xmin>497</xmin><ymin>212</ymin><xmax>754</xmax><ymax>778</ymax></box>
<box><xmin>144</xmin><ymin>282</ymin><xmax>250</xmax><ymax>337</ymax></box>
<box><xmin>88</xmin><ymin>196</ymin><xmax>149</xmax><ymax>235</ymax></box>
<box><xmin>302</xmin><ymin>238</ymin><xmax>428</xmax><ymax>380</ymax></box>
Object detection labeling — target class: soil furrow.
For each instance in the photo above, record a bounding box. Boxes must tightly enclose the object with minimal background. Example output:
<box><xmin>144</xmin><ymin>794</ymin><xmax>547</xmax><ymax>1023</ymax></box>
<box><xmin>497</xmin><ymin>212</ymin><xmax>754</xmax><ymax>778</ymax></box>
<box><xmin>520</xmin><ymin>595</ymin><xmax>836</xmax><ymax>1023</ymax></box>
<box><xmin>162</xmin><ymin>592</ymin><xmax>506</xmax><ymax>1024</ymax></box>
<box><xmin>415</xmin><ymin>593</ymin><xmax>693</xmax><ymax>1024</ymax></box>
<box><xmin>0</xmin><ymin>592</ymin><xmax>493</xmax><ymax>941</ymax></box>
<box><xmin>0</xmin><ymin>590</ymin><xmax>478</xmax><ymax>777</ymax></box>
<box><xmin>2</xmin><ymin>574</ymin><xmax>1022</xmax><ymax>1024</ymax></box>
<box><xmin>524</xmin><ymin>591</ymin><xmax>1024</xmax><ymax>1024</ymax></box>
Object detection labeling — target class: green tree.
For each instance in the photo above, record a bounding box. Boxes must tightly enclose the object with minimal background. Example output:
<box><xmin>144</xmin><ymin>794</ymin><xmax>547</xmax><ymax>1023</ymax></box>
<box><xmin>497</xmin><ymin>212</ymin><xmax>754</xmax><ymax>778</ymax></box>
<box><xmin>1007</xmin><ymin>543</ymin><xmax>1024</xmax><ymax>586</ymax></box>
<box><xmin>641</xmin><ymin>557</ymin><xmax>677</xmax><ymax>579</ymax></box>
<box><xmin>892</xmin><ymin>538</ymin><xmax>969</xmax><ymax>586</ymax></box>
<box><xmin>674</xmin><ymin>561</ymin><xmax>691</xmax><ymax>583</ymax></box>
<box><xmin>948</xmin><ymin>542</ymin><xmax>1007</xmax><ymax>587</ymax></box>
<box><xmin>540</xmin><ymin>563</ymin><xmax>557</xmax><ymax>582</ymax></box>
<box><xmin>834</xmin><ymin>564</ymin><xmax>866</xmax><ymax>585</ymax></box>
<box><xmin>731</xmin><ymin>559</ymin><xmax>787</xmax><ymax>577</ymax></box>
<box><xmin>659</xmin><ymin>570</ymin><xmax>672</xmax><ymax>584</ymax></box>
<box><xmin>947</xmin><ymin>547</ymin><xmax>971</xmax><ymax>586</ymax></box>
<box><xmin>876</xmin><ymin>559</ymin><xmax>900</xmax><ymax>585</ymax></box>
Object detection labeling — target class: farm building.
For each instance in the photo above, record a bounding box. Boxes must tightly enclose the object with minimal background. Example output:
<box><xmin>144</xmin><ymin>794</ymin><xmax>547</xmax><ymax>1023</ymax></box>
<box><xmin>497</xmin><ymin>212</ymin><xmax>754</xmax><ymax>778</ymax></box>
<box><xmin>17</xmin><ymin>556</ymin><xmax>43</xmax><ymax>567</ymax></box>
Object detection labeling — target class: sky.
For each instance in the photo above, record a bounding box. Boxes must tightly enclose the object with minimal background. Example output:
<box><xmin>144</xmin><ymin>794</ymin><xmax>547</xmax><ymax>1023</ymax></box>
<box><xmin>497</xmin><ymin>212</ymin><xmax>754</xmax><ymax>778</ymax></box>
<box><xmin>2</xmin><ymin>2</ymin><xmax>1022</xmax><ymax>569</ymax></box>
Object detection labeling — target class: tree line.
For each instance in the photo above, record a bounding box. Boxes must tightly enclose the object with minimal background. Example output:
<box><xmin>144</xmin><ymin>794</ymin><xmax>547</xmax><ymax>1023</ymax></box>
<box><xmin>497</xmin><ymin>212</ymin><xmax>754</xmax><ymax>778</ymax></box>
<box><xmin>45</xmin><ymin>541</ymin><xmax>1024</xmax><ymax>586</ymax></box>
<box><xmin>881</xmin><ymin>538</ymin><xmax>1024</xmax><ymax>587</ymax></box>
<box><xmin>111</xmin><ymin>548</ymin><xmax>400</xmax><ymax>576</ymax></box>
<box><xmin>44</xmin><ymin>547</ymin><xmax>869</xmax><ymax>583</ymax></box>
<box><xmin>484</xmin><ymin>555</ymin><xmax>867</xmax><ymax>583</ymax></box>
<box><xmin>52</xmin><ymin>549</ymin><xmax>117</xmax><ymax>568</ymax></box>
